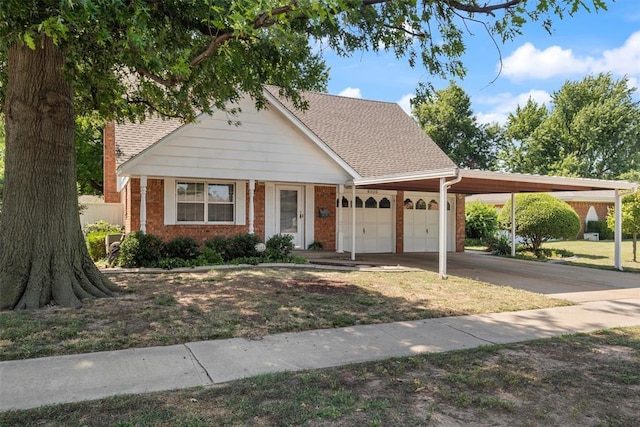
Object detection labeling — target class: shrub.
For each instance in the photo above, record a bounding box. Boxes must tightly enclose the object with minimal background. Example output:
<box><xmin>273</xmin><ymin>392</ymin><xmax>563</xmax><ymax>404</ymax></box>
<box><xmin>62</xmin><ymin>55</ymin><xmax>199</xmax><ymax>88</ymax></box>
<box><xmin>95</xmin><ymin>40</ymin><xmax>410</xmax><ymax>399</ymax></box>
<box><xmin>118</xmin><ymin>231</ymin><xmax>164</xmax><ymax>267</ymax></box>
<box><xmin>204</xmin><ymin>234</ymin><xmax>262</xmax><ymax>262</ymax></box>
<box><xmin>225</xmin><ymin>233</ymin><xmax>262</xmax><ymax>261</ymax></box>
<box><xmin>83</xmin><ymin>220</ymin><xmax>123</xmax><ymax>236</ymax></box>
<box><xmin>195</xmin><ymin>246</ymin><xmax>224</xmax><ymax>266</ymax></box>
<box><xmin>498</xmin><ymin>193</ymin><xmax>581</xmax><ymax>253</ymax></box>
<box><xmin>307</xmin><ymin>240</ymin><xmax>324</xmax><ymax>250</ymax></box>
<box><xmin>586</xmin><ymin>220</ymin><xmax>614</xmax><ymax>240</ymax></box>
<box><xmin>204</xmin><ymin>236</ymin><xmax>228</xmax><ymax>257</ymax></box>
<box><xmin>465</xmin><ymin>201</ymin><xmax>498</xmax><ymax>241</ymax></box>
<box><xmin>264</xmin><ymin>234</ymin><xmax>294</xmax><ymax>262</ymax></box>
<box><xmin>486</xmin><ymin>235</ymin><xmax>512</xmax><ymax>256</ymax></box>
<box><xmin>86</xmin><ymin>231</ymin><xmax>109</xmax><ymax>261</ymax></box>
<box><xmin>163</xmin><ymin>236</ymin><xmax>201</xmax><ymax>260</ymax></box>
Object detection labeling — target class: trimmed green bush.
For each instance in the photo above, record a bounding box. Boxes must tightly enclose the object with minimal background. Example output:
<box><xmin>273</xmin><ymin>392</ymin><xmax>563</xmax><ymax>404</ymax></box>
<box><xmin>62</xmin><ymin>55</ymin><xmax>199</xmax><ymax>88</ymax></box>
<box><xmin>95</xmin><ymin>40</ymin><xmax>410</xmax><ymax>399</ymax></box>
<box><xmin>204</xmin><ymin>233</ymin><xmax>262</xmax><ymax>262</ymax></box>
<box><xmin>498</xmin><ymin>193</ymin><xmax>580</xmax><ymax>253</ymax></box>
<box><xmin>118</xmin><ymin>231</ymin><xmax>164</xmax><ymax>267</ymax></box>
<box><xmin>465</xmin><ymin>201</ymin><xmax>499</xmax><ymax>241</ymax></box>
<box><xmin>264</xmin><ymin>234</ymin><xmax>294</xmax><ymax>262</ymax></box>
<box><xmin>586</xmin><ymin>220</ymin><xmax>614</xmax><ymax>240</ymax></box>
<box><xmin>86</xmin><ymin>231</ymin><xmax>109</xmax><ymax>261</ymax></box>
<box><xmin>163</xmin><ymin>236</ymin><xmax>201</xmax><ymax>260</ymax></box>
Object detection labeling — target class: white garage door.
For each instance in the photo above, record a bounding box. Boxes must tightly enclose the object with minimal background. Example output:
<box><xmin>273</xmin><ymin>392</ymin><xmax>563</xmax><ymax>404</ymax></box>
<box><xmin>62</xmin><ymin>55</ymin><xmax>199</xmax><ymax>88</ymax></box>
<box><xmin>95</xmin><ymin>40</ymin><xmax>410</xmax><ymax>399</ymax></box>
<box><xmin>341</xmin><ymin>193</ymin><xmax>394</xmax><ymax>253</ymax></box>
<box><xmin>403</xmin><ymin>192</ymin><xmax>455</xmax><ymax>252</ymax></box>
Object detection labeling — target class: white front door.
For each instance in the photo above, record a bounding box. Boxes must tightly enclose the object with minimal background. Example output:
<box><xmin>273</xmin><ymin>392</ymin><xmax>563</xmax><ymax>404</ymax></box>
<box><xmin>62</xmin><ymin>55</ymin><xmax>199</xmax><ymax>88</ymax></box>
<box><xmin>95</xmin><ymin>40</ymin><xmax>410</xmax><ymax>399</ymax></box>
<box><xmin>276</xmin><ymin>185</ymin><xmax>305</xmax><ymax>248</ymax></box>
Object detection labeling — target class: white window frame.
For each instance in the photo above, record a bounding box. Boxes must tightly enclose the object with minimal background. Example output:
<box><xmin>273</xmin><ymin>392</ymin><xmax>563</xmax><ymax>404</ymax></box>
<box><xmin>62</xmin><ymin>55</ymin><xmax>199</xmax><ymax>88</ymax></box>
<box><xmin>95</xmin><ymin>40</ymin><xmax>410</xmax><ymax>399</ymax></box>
<box><xmin>171</xmin><ymin>180</ymin><xmax>241</xmax><ymax>225</ymax></box>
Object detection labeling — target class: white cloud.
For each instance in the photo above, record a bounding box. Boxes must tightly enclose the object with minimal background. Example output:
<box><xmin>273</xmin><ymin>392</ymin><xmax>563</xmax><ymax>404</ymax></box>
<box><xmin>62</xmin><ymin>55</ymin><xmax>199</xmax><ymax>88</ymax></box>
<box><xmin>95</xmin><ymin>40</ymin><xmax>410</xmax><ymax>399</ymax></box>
<box><xmin>593</xmin><ymin>31</ymin><xmax>640</xmax><ymax>75</ymax></box>
<box><xmin>501</xmin><ymin>31</ymin><xmax>640</xmax><ymax>82</ymax></box>
<box><xmin>397</xmin><ymin>93</ymin><xmax>415</xmax><ymax>115</ymax></box>
<box><xmin>501</xmin><ymin>43</ymin><xmax>592</xmax><ymax>80</ymax></box>
<box><xmin>337</xmin><ymin>87</ymin><xmax>362</xmax><ymax>98</ymax></box>
<box><xmin>475</xmin><ymin>89</ymin><xmax>551</xmax><ymax>125</ymax></box>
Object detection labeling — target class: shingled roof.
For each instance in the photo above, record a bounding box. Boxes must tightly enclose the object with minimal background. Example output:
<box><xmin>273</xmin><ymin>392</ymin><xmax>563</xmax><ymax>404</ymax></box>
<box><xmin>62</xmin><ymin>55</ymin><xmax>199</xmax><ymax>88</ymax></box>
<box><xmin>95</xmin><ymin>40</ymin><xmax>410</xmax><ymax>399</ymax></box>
<box><xmin>114</xmin><ymin>87</ymin><xmax>456</xmax><ymax>177</ymax></box>
<box><xmin>264</xmin><ymin>87</ymin><xmax>455</xmax><ymax>178</ymax></box>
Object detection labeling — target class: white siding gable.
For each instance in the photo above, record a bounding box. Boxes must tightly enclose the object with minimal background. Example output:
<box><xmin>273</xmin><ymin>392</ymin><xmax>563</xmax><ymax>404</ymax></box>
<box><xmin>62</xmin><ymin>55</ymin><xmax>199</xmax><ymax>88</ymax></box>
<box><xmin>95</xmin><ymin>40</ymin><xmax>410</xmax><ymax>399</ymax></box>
<box><xmin>120</xmin><ymin>97</ymin><xmax>352</xmax><ymax>184</ymax></box>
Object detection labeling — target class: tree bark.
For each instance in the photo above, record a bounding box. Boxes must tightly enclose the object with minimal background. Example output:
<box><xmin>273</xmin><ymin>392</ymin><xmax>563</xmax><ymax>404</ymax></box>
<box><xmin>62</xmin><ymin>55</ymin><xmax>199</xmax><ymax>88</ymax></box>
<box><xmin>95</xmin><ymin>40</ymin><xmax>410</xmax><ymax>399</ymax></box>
<box><xmin>0</xmin><ymin>37</ymin><xmax>120</xmax><ymax>309</ymax></box>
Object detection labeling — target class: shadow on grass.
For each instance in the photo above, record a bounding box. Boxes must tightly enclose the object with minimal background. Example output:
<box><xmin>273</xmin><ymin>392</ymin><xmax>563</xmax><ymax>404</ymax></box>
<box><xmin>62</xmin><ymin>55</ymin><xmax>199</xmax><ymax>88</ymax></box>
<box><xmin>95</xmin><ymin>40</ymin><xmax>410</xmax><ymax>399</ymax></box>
<box><xmin>0</xmin><ymin>267</ymin><xmax>568</xmax><ymax>361</ymax></box>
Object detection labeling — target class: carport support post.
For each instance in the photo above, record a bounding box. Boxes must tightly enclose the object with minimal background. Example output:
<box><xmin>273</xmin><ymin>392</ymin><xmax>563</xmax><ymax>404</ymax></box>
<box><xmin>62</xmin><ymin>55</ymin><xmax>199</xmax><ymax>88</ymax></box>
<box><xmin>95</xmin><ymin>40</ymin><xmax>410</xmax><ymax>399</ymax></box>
<box><xmin>614</xmin><ymin>189</ymin><xmax>623</xmax><ymax>271</ymax></box>
<box><xmin>439</xmin><ymin>177</ymin><xmax>447</xmax><ymax>279</ymax></box>
<box><xmin>511</xmin><ymin>193</ymin><xmax>516</xmax><ymax>257</ymax></box>
<box><xmin>351</xmin><ymin>185</ymin><xmax>356</xmax><ymax>260</ymax></box>
<box><xmin>337</xmin><ymin>184</ymin><xmax>344</xmax><ymax>253</ymax></box>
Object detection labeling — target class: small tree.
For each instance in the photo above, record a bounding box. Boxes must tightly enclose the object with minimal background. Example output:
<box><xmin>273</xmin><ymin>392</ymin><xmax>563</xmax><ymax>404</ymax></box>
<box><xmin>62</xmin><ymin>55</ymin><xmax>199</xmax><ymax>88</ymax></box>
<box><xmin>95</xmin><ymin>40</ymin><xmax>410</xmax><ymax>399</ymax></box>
<box><xmin>606</xmin><ymin>192</ymin><xmax>640</xmax><ymax>262</ymax></box>
<box><xmin>499</xmin><ymin>193</ymin><xmax>580</xmax><ymax>253</ymax></box>
<box><xmin>465</xmin><ymin>201</ymin><xmax>499</xmax><ymax>242</ymax></box>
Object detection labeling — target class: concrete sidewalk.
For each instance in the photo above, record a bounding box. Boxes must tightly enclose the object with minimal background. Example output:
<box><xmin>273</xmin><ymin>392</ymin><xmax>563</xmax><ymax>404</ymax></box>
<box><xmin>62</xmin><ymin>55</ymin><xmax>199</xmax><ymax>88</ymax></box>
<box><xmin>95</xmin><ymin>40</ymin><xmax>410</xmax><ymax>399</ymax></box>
<box><xmin>2</xmin><ymin>297</ymin><xmax>639</xmax><ymax>412</ymax></box>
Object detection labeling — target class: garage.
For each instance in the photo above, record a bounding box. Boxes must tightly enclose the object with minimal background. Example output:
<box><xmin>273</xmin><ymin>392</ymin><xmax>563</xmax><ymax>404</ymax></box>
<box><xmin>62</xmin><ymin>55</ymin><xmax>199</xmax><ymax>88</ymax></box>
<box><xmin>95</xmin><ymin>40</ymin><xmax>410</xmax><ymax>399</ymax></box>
<box><xmin>341</xmin><ymin>191</ymin><xmax>395</xmax><ymax>253</ymax></box>
<box><xmin>402</xmin><ymin>192</ymin><xmax>456</xmax><ymax>252</ymax></box>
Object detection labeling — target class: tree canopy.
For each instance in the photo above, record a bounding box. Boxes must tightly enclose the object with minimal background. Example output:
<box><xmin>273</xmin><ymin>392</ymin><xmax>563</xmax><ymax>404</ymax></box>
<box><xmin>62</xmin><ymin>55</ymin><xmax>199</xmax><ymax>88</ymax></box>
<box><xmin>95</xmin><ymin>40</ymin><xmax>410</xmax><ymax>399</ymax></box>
<box><xmin>0</xmin><ymin>0</ymin><xmax>614</xmax><ymax>309</ymax></box>
<box><xmin>500</xmin><ymin>73</ymin><xmax>640</xmax><ymax>179</ymax></box>
<box><xmin>414</xmin><ymin>82</ymin><xmax>500</xmax><ymax>169</ymax></box>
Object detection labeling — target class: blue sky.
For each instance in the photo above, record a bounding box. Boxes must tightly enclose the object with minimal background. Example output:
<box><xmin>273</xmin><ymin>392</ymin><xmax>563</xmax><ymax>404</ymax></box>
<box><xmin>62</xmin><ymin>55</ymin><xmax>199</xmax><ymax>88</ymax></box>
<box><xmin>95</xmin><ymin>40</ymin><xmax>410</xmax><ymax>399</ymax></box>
<box><xmin>319</xmin><ymin>0</ymin><xmax>640</xmax><ymax>124</ymax></box>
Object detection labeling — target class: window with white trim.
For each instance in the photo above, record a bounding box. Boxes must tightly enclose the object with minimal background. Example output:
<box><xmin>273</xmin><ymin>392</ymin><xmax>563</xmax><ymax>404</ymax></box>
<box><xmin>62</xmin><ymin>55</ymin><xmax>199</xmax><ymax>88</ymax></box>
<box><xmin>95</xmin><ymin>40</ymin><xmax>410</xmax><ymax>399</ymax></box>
<box><xmin>176</xmin><ymin>181</ymin><xmax>235</xmax><ymax>223</ymax></box>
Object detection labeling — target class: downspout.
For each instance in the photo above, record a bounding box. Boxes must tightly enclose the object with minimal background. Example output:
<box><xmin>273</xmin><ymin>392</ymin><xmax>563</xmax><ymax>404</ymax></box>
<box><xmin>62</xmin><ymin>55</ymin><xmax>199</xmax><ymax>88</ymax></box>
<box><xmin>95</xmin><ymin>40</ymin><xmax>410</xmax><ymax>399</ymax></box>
<box><xmin>439</xmin><ymin>173</ymin><xmax>463</xmax><ymax>279</ymax></box>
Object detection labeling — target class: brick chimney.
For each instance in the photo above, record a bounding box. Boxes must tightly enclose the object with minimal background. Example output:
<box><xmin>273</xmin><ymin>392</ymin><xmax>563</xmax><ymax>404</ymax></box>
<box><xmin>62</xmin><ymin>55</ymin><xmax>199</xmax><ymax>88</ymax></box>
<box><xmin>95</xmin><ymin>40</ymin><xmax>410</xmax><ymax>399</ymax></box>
<box><xmin>103</xmin><ymin>121</ymin><xmax>120</xmax><ymax>203</ymax></box>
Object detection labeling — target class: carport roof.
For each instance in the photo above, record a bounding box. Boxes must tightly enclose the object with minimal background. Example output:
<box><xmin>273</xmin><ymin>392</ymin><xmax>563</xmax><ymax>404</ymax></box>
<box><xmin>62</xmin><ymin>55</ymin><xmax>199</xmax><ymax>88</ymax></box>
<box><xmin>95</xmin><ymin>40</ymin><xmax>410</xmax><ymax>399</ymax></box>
<box><xmin>353</xmin><ymin>168</ymin><xmax>638</xmax><ymax>194</ymax></box>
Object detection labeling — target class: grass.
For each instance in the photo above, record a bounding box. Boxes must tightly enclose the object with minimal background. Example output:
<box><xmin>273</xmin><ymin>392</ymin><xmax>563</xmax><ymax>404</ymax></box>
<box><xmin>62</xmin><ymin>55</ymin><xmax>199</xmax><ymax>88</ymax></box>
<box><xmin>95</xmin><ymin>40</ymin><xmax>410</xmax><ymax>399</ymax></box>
<box><xmin>466</xmin><ymin>239</ymin><xmax>640</xmax><ymax>273</ymax></box>
<box><xmin>2</xmin><ymin>326</ymin><xmax>638</xmax><ymax>426</ymax></box>
<box><xmin>543</xmin><ymin>240</ymin><xmax>640</xmax><ymax>272</ymax></box>
<box><xmin>0</xmin><ymin>268</ymin><xmax>572</xmax><ymax>361</ymax></box>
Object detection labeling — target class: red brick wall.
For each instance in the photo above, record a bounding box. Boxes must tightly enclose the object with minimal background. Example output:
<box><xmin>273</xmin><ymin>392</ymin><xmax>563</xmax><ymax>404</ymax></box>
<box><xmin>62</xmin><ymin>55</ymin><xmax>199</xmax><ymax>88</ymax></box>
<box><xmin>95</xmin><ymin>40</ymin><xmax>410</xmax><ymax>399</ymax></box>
<box><xmin>314</xmin><ymin>186</ymin><xmax>336</xmax><ymax>250</ymax></box>
<box><xmin>125</xmin><ymin>179</ymin><xmax>266</xmax><ymax>245</ymax></box>
<box><xmin>455</xmin><ymin>194</ymin><xmax>465</xmax><ymax>252</ymax></box>
<box><xmin>569</xmin><ymin>201</ymin><xmax>611</xmax><ymax>237</ymax></box>
<box><xmin>103</xmin><ymin>121</ymin><xmax>119</xmax><ymax>203</ymax></box>
<box><xmin>396</xmin><ymin>191</ymin><xmax>404</xmax><ymax>253</ymax></box>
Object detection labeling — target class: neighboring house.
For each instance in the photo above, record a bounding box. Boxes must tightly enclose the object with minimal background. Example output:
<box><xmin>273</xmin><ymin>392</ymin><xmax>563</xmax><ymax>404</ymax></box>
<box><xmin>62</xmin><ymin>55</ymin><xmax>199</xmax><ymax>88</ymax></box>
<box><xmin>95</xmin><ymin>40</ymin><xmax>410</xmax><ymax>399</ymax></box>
<box><xmin>103</xmin><ymin>86</ymin><xmax>637</xmax><ymax>273</ymax></box>
<box><xmin>467</xmin><ymin>191</ymin><xmax>615</xmax><ymax>238</ymax></box>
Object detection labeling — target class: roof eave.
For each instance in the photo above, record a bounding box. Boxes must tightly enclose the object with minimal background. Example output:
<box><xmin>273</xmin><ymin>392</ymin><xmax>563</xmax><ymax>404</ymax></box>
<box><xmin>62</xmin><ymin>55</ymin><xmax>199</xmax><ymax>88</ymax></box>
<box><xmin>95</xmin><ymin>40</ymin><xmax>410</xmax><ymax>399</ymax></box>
<box><xmin>351</xmin><ymin>168</ymin><xmax>458</xmax><ymax>186</ymax></box>
<box><xmin>459</xmin><ymin>169</ymin><xmax>638</xmax><ymax>191</ymax></box>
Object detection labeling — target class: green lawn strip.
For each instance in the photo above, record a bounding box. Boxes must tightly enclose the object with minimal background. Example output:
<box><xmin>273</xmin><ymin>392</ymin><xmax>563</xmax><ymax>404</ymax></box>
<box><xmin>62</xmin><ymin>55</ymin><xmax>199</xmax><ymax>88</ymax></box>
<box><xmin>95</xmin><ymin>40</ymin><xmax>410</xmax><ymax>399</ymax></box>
<box><xmin>2</xmin><ymin>327</ymin><xmax>638</xmax><ymax>426</ymax></box>
<box><xmin>543</xmin><ymin>240</ymin><xmax>640</xmax><ymax>273</ymax></box>
<box><xmin>0</xmin><ymin>269</ymin><xmax>571</xmax><ymax>361</ymax></box>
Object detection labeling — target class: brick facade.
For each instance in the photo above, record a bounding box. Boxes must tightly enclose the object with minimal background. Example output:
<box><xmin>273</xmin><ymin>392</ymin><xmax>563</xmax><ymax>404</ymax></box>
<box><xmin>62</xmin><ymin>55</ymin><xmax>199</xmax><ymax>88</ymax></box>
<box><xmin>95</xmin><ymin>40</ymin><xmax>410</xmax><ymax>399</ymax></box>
<box><xmin>570</xmin><ymin>201</ymin><xmax>611</xmax><ymax>237</ymax></box>
<box><xmin>121</xmin><ymin>179</ymin><xmax>466</xmax><ymax>252</ymax></box>
<box><xmin>102</xmin><ymin>121</ymin><xmax>119</xmax><ymax>203</ymax></box>
<box><xmin>313</xmin><ymin>186</ymin><xmax>337</xmax><ymax>251</ymax></box>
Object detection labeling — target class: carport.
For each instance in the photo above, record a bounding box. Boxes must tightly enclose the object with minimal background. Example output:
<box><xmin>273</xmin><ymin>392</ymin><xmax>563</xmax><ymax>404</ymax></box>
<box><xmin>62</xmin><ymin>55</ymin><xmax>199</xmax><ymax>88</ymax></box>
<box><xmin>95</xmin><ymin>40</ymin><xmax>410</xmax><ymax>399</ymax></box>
<box><xmin>348</xmin><ymin>168</ymin><xmax>639</xmax><ymax>278</ymax></box>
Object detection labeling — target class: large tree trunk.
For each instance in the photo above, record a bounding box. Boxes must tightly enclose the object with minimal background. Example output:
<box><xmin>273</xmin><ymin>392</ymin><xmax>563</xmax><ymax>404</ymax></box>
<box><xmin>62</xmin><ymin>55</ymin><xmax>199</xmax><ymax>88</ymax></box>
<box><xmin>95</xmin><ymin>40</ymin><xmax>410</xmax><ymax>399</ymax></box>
<box><xmin>0</xmin><ymin>37</ymin><xmax>120</xmax><ymax>309</ymax></box>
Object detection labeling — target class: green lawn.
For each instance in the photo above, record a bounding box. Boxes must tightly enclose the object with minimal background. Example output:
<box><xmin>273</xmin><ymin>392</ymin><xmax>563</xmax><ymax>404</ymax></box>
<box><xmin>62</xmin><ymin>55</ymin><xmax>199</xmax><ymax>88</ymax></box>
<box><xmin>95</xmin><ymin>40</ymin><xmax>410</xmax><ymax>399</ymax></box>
<box><xmin>544</xmin><ymin>240</ymin><xmax>639</xmax><ymax>272</ymax></box>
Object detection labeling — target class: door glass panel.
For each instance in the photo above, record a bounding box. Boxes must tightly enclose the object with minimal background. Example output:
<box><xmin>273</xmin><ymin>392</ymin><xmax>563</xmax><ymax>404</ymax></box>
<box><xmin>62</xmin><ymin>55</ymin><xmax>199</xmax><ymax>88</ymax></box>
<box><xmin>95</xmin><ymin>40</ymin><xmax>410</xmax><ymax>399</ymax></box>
<box><xmin>365</xmin><ymin>197</ymin><xmax>377</xmax><ymax>208</ymax></box>
<box><xmin>280</xmin><ymin>190</ymin><xmax>298</xmax><ymax>233</ymax></box>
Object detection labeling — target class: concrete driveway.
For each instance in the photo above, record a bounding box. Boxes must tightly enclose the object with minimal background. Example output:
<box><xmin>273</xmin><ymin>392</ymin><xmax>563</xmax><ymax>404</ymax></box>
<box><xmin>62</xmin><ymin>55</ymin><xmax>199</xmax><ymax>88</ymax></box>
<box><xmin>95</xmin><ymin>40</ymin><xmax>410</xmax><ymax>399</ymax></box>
<box><xmin>351</xmin><ymin>251</ymin><xmax>640</xmax><ymax>303</ymax></box>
